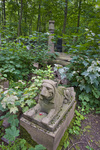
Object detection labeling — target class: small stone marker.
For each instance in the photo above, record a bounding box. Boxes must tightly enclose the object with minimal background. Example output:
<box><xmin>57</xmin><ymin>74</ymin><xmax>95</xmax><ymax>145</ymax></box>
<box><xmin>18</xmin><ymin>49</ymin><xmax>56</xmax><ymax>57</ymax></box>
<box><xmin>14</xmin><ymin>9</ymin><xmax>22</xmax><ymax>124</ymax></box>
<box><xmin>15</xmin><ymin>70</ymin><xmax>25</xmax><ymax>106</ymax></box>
<box><xmin>3</xmin><ymin>118</ymin><xmax>10</xmax><ymax>128</ymax></box>
<box><xmin>0</xmin><ymin>73</ymin><xmax>9</xmax><ymax>91</ymax></box>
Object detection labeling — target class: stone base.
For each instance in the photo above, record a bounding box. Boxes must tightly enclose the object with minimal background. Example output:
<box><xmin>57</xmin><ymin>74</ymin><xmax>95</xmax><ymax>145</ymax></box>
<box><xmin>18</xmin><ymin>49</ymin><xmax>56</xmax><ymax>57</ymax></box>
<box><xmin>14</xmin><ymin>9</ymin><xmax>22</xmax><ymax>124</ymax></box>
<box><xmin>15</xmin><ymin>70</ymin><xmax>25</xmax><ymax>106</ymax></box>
<box><xmin>20</xmin><ymin>101</ymin><xmax>76</xmax><ymax>150</ymax></box>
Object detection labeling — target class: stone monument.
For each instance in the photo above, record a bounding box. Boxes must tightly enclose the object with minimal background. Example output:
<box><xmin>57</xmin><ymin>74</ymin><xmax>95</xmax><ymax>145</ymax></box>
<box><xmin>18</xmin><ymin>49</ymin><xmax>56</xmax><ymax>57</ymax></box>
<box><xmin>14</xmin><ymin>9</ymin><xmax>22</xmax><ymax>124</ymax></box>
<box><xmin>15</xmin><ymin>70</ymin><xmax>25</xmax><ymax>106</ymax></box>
<box><xmin>48</xmin><ymin>20</ymin><xmax>55</xmax><ymax>53</ymax></box>
<box><xmin>20</xmin><ymin>80</ymin><xmax>76</xmax><ymax>150</ymax></box>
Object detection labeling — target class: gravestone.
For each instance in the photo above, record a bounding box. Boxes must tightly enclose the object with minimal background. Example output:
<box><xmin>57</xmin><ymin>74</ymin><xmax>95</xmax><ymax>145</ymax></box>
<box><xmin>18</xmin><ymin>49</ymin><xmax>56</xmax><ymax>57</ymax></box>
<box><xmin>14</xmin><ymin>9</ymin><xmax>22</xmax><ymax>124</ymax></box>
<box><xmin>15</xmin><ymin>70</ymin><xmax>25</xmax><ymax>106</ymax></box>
<box><xmin>48</xmin><ymin>20</ymin><xmax>55</xmax><ymax>53</ymax></box>
<box><xmin>56</xmin><ymin>38</ymin><xmax>62</xmax><ymax>52</ymax></box>
<box><xmin>20</xmin><ymin>80</ymin><xmax>76</xmax><ymax>150</ymax></box>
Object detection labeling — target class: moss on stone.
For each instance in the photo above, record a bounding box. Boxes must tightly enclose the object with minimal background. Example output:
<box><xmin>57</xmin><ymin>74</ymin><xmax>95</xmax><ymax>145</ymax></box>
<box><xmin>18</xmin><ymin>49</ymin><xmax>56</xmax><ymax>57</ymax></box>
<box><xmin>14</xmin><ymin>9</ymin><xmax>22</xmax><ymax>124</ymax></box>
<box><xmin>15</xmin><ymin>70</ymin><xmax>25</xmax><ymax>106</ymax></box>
<box><xmin>57</xmin><ymin>130</ymin><xmax>69</xmax><ymax>150</ymax></box>
<box><xmin>20</xmin><ymin>126</ymin><xmax>37</xmax><ymax>147</ymax></box>
<box><xmin>57</xmin><ymin>114</ymin><xmax>76</xmax><ymax>150</ymax></box>
<box><xmin>75</xmin><ymin>145</ymin><xmax>80</xmax><ymax>149</ymax></box>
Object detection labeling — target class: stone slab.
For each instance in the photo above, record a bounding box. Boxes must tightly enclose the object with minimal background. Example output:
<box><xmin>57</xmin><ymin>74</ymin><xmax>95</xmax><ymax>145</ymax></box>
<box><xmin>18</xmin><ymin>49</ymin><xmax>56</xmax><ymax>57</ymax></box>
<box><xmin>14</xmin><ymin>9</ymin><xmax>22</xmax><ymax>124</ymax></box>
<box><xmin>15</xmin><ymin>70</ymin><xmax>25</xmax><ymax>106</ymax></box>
<box><xmin>57</xmin><ymin>52</ymin><xmax>72</xmax><ymax>61</ymax></box>
<box><xmin>20</xmin><ymin>101</ymin><xmax>76</xmax><ymax>150</ymax></box>
<box><xmin>23</xmin><ymin>100</ymin><xmax>75</xmax><ymax>132</ymax></box>
<box><xmin>3</xmin><ymin>118</ymin><xmax>10</xmax><ymax>128</ymax></box>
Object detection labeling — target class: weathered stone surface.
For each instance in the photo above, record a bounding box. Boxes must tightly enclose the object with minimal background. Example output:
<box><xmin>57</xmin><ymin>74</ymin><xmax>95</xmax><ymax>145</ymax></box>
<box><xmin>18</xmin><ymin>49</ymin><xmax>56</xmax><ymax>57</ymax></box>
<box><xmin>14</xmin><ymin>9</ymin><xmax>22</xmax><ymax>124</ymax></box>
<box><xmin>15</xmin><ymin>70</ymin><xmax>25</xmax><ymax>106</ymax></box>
<box><xmin>48</xmin><ymin>59</ymin><xmax>70</xmax><ymax>66</ymax></box>
<box><xmin>20</xmin><ymin>101</ymin><xmax>76</xmax><ymax>150</ymax></box>
<box><xmin>1</xmin><ymin>137</ymin><xmax>9</xmax><ymax>144</ymax></box>
<box><xmin>57</xmin><ymin>52</ymin><xmax>72</xmax><ymax>62</ymax></box>
<box><xmin>48</xmin><ymin>20</ymin><xmax>55</xmax><ymax>53</ymax></box>
<box><xmin>0</xmin><ymin>73</ymin><xmax>9</xmax><ymax>91</ymax></box>
<box><xmin>3</xmin><ymin>118</ymin><xmax>10</xmax><ymax>128</ymax></box>
<box><xmin>49</xmin><ymin>20</ymin><xmax>55</xmax><ymax>33</ymax></box>
<box><xmin>33</xmin><ymin>62</ymin><xmax>39</xmax><ymax>69</ymax></box>
<box><xmin>23</xmin><ymin>80</ymin><xmax>75</xmax><ymax>127</ymax></box>
<box><xmin>48</xmin><ymin>53</ymin><xmax>72</xmax><ymax>66</ymax></box>
<box><xmin>20</xmin><ymin>79</ymin><xmax>76</xmax><ymax>150</ymax></box>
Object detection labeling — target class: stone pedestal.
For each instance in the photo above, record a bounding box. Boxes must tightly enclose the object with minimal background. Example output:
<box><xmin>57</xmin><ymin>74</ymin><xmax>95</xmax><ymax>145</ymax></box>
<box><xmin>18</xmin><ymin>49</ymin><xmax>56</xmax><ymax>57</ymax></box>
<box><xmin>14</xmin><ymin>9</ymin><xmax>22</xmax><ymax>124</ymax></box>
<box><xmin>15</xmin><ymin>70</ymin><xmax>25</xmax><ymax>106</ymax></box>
<box><xmin>20</xmin><ymin>101</ymin><xmax>76</xmax><ymax>150</ymax></box>
<box><xmin>48</xmin><ymin>20</ymin><xmax>55</xmax><ymax>53</ymax></box>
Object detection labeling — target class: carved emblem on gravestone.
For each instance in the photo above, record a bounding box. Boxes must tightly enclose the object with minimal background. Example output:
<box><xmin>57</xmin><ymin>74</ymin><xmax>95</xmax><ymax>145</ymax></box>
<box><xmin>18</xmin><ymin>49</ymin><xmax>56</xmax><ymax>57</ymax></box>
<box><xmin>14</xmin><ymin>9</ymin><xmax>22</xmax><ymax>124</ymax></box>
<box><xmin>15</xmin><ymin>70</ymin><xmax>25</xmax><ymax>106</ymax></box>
<box><xmin>24</xmin><ymin>80</ymin><xmax>75</xmax><ymax>126</ymax></box>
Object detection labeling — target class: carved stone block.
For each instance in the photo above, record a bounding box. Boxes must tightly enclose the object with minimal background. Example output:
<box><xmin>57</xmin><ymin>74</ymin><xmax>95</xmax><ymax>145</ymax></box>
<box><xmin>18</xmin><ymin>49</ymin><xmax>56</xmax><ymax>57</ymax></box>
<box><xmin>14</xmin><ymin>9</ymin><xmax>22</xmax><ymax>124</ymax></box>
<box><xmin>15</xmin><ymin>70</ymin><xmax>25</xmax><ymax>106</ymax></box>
<box><xmin>20</xmin><ymin>80</ymin><xmax>76</xmax><ymax>150</ymax></box>
<box><xmin>20</xmin><ymin>101</ymin><xmax>76</xmax><ymax>150</ymax></box>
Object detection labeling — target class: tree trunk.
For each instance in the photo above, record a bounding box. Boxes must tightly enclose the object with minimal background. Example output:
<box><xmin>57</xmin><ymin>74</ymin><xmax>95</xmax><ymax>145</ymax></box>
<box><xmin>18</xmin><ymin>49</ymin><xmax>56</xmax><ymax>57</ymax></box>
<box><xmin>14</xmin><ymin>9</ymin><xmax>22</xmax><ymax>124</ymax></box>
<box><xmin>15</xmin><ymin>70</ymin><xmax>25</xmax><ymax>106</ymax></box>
<box><xmin>0</xmin><ymin>2</ymin><xmax>2</xmax><ymax>47</ymax></box>
<box><xmin>62</xmin><ymin>0</ymin><xmax>68</xmax><ymax>52</ymax></box>
<box><xmin>0</xmin><ymin>33</ymin><xmax>1</xmax><ymax>47</ymax></box>
<box><xmin>37</xmin><ymin>1</ymin><xmax>41</xmax><ymax>32</ymax></box>
<box><xmin>77</xmin><ymin>0</ymin><xmax>82</xmax><ymax>33</ymax></box>
<box><xmin>29</xmin><ymin>22</ymin><xmax>32</xmax><ymax>35</ymax></box>
<box><xmin>73</xmin><ymin>0</ymin><xmax>82</xmax><ymax>44</ymax></box>
<box><xmin>62</xmin><ymin>0</ymin><xmax>68</xmax><ymax>34</ymax></box>
<box><xmin>18</xmin><ymin>0</ymin><xmax>23</xmax><ymax>36</ymax></box>
<box><xmin>3</xmin><ymin>0</ymin><xmax>6</xmax><ymax>26</ymax></box>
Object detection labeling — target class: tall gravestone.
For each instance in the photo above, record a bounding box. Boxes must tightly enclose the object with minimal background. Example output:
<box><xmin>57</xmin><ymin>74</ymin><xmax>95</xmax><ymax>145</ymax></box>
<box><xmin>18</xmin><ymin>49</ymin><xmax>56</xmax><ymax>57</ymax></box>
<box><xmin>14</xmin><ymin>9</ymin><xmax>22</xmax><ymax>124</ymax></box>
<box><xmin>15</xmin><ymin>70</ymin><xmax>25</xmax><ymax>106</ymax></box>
<box><xmin>48</xmin><ymin>20</ymin><xmax>55</xmax><ymax>53</ymax></box>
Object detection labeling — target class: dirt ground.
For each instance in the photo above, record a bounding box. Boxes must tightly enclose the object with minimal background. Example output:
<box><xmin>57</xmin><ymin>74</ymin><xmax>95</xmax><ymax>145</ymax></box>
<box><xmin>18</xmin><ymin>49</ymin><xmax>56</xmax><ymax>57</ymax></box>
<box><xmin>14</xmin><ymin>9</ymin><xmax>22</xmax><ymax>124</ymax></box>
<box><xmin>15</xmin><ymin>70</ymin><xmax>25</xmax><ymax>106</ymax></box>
<box><xmin>64</xmin><ymin>113</ymin><xmax>100</xmax><ymax>150</ymax></box>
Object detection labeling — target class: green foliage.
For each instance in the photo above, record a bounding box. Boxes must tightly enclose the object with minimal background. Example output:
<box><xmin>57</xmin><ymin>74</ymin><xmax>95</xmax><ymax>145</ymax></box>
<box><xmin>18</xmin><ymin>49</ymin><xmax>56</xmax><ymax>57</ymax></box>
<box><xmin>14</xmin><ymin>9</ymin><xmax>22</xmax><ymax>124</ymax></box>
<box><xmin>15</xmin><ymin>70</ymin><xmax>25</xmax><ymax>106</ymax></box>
<box><xmin>0</xmin><ymin>66</ymin><xmax>54</xmax><ymax>143</ymax></box>
<box><xmin>0</xmin><ymin>41</ymin><xmax>35</xmax><ymax>80</ymax></box>
<box><xmin>4</xmin><ymin>126</ymin><xmax>19</xmax><ymax>142</ymax></box>
<box><xmin>21</xmin><ymin>65</ymin><xmax>54</xmax><ymax>112</ymax></box>
<box><xmin>33</xmin><ymin>65</ymin><xmax>54</xmax><ymax>79</ymax></box>
<box><xmin>64</xmin><ymin>141</ymin><xmax>69</xmax><ymax>149</ymax></box>
<box><xmin>0</xmin><ymin>139</ymin><xmax>46</xmax><ymax>150</ymax></box>
<box><xmin>31</xmin><ymin>144</ymin><xmax>46</xmax><ymax>150</ymax></box>
<box><xmin>0</xmin><ymin>89</ymin><xmax>21</xmax><ymax>114</ymax></box>
<box><xmin>86</xmin><ymin>145</ymin><xmax>94</xmax><ymax>150</ymax></box>
<box><xmin>67</xmin><ymin>56</ymin><xmax>100</xmax><ymax>110</ymax></box>
<box><xmin>0</xmin><ymin>66</ymin><xmax>54</xmax><ymax>114</ymax></box>
<box><xmin>20</xmin><ymin>76</ymin><xmax>42</xmax><ymax>112</ymax></box>
<box><xmin>57</xmin><ymin>109</ymin><xmax>85</xmax><ymax>150</ymax></box>
<box><xmin>0</xmin><ymin>32</ymin><xmax>56</xmax><ymax>81</ymax></box>
<box><xmin>57</xmin><ymin>128</ymin><xmax>69</xmax><ymax>150</ymax></box>
<box><xmin>67</xmin><ymin>30</ymin><xmax>100</xmax><ymax>110</ymax></box>
<box><xmin>69</xmin><ymin>110</ymin><xmax>85</xmax><ymax>135</ymax></box>
<box><xmin>0</xmin><ymin>120</ymin><xmax>4</xmax><ymax>138</ymax></box>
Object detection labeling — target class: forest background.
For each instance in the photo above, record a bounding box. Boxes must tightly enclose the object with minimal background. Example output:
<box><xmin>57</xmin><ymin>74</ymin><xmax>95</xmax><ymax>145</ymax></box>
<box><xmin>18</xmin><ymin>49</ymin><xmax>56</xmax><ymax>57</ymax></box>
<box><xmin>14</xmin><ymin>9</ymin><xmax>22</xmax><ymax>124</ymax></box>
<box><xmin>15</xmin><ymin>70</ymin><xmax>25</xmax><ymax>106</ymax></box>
<box><xmin>0</xmin><ymin>0</ymin><xmax>100</xmax><ymax>38</ymax></box>
<box><xmin>0</xmin><ymin>0</ymin><xmax>100</xmax><ymax>149</ymax></box>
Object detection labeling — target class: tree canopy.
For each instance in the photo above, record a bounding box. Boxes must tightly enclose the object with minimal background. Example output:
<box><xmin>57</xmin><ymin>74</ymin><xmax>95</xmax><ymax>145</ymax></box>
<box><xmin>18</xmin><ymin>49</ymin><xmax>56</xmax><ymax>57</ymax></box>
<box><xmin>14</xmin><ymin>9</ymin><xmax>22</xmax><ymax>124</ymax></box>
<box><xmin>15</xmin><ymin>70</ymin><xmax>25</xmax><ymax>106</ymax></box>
<box><xmin>0</xmin><ymin>0</ymin><xmax>100</xmax><ymax>38</ymax></box>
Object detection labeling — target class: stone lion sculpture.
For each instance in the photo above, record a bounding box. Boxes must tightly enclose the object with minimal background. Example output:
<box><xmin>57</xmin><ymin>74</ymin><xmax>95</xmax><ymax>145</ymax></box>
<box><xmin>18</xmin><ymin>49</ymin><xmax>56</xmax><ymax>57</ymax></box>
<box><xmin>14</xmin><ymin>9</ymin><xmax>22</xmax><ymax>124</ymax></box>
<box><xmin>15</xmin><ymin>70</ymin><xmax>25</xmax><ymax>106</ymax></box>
<box><xmin>26</xmin><ymin>79</ymin><xmax>75</xmax><ymax>125</ymax></box>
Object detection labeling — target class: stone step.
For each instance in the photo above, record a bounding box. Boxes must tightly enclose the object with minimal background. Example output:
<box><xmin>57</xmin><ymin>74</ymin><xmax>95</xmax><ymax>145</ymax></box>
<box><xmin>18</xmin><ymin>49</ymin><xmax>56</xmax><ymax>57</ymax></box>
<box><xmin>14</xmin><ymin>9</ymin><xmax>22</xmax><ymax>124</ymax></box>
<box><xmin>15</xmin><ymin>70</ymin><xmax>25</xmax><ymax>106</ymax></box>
<box><xmin>56</xmin><ymin>52</ymin><xmax>72</xmax><ymax>62</ymax></box>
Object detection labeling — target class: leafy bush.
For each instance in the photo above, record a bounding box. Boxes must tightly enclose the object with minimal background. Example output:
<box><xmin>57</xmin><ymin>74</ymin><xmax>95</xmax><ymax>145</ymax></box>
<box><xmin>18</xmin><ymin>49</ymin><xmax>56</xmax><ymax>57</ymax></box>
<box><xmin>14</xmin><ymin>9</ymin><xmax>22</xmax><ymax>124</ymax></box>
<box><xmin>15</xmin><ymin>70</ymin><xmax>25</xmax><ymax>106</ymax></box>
<box><xmin>69</xmin><ymin>110</ymin><xmax>85</xmax><ymax>135</ymax></box>
<box><xmin>67</xmin><ymin>44</ymin><xmax>100</xmax><ymax>112</ymax></box>
<box><xmin>0</xmin><ymin>139</ymin><xmax>46</xmax><ymax>150</ymax></box>
<box><xmin>20</xmin><ymin>65</ymin><xmax>54</xmax><ymax>112</ymax></box>
<box><xmin>0</xmin><ymin>66</ymin><xmax>54</xmax><ymax>142</ymax></box>
<box><xmin>0</xmin><ymin>32</ymin><xmax>56</xmax><ymax>81</ymax></box>
<box><xmin>0</xmin><ymin>42</ymin><xmax>35</xmax><ymax>80</ymax></box>
<box><xmin>66</xmin><ymin>28</ymin><xmax>100</xmax><ymax>112</ymax></box>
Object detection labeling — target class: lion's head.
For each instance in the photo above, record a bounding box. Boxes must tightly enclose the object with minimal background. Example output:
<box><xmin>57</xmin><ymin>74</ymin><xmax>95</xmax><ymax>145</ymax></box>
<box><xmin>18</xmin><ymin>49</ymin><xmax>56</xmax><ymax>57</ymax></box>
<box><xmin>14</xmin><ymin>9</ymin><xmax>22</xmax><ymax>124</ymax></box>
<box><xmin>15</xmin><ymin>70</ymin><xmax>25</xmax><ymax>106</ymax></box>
<box><xmin>39</xmin><ymin>80</ymin><xmax>57</xmax><ymax>102</ymax></box>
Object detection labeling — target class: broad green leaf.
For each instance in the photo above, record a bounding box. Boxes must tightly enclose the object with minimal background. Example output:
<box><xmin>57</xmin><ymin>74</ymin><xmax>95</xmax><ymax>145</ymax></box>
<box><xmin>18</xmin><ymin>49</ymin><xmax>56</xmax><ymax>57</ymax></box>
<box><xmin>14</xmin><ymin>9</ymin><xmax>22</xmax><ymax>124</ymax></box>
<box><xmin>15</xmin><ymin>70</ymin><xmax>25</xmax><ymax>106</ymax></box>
<box><xmin>4</xmin><ymin>126</ymin><xmax>19</xmax><ymax>142</ymax></box>
<box><xmin>34</xmin><ymin>144</ymin><xmax>46</xmax><ymax>150</ymax></box>
<box><xmin>81</xmin><ymin>71</ymin><xmax>89</xmax><ymax>77</ymax></box>
<box><xmin>10</xmin><ymin>106</ymin><xmax>18</xmax><ymax>114</ymax></box>
<box><xmin>64</xmin><ymin>141</ymin><xmax>69</xmax><ymax>148</ymax></box>
<box><xmin>8</xmin><ymin>115</ymin><xmax>19</xmax><ymax>127</ymax></box>
<box><xmin>25</xmin><ymin>100</ymin><xmax>34</xmax><ymax>106</ymax></box>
